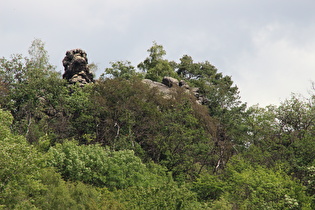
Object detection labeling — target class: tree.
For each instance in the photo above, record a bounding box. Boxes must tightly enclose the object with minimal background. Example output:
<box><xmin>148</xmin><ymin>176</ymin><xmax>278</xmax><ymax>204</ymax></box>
<box><xmin>176</xmin><ymin>55</ymin><xmax>249</xmax><ymax>172</ymax></box>
<box><xmin>116</xmin><ymin>184</ymin><xmax>202</xmax><ymax>209</ymax></box>
<box><xmin>243</xmin><ymin>95</ymin><xmax>315</xmax><ymax>190</ymax></box>
<box><xmin>0</xmin><ymin>39</ymin><xmax>69</xmax><ymax>143</ymax></box>
<box><xmin>220</xmin><ymin>157</ymin><xmax>312</xmax><ymax>209</ymax></box>
<box><xmin>27</xmin><ymin>38</ymin><xmax>55</xmax><ymax>71</ymax></box>
<box><xmin>104</xmin><ymin>60</ymin><xmax>142</xmax><ymax>80</ymax></box>
<box><xmin>48</xmin><ymin>140</ymin><xmax>171</xmax><ymax>190</ymax></box>
<box><xmin>0</xmin><ymin>108</ymin><xmax>45</xmax><ymax>208</ymax></box>
<box><xmin>138</xmin><ymin>42</ymin><xmax>177</xmax><ymax>82</ymax></box>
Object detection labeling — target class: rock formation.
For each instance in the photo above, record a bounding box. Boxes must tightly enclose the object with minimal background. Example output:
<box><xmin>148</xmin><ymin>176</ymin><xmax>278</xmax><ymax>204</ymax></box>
<box><xmin>162</xmin><ymin>76</ymin><xmax>179</xmax><ymax>87</ymax></box>
<box><xmin>62</xmin><ymin>49</ymin><xmax>94</xmax><ymax>86</ymax></box>
<box><xmin>142</xmin><ymin>76</ymin><xmax>206</xmax><ymax>104</ymax></box>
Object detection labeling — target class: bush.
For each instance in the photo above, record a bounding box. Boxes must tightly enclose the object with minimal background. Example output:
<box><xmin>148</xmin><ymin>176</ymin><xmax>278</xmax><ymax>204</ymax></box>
<box><xmin>48</xmin><ymin>140</ymin><xmax>170</xmax><ymax>190</ymax></box>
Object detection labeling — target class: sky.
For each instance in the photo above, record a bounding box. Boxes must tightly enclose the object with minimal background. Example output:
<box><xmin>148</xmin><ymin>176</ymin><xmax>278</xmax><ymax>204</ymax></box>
<box><xmin>1</xmin><ymin>0</ymin><xmax>315</xmax><ymax>107</ymax></box>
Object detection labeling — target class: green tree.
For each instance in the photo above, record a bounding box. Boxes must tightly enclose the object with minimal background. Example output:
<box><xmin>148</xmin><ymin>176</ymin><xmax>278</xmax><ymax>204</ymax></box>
<box><xmin>0</xmin><ymin>110</ymin><xmax>123</xmax><ymax>209</ymax></box>
<box><xmin>176</xmin><ymin>55</ymin><xmax>249</xmax><ymax>172</ymax></box>
<box><xmin>27</xmin><ymin>38</ymin><xmax>55</xmax><ymax>71</ymax></box>
<box><xmin>0</xmin><ymin>108</ymin><xmax>45</xmax><ymax>208</ymax></box>
<box><xmin>0</xmin><ymin>39</ymin><xmax>69</xmax><ymax>143</ymax></box>
<box><xmin>243</xmin><ymin>95</ymin><xmax>315</xmax><ymax>199</ymax></box>
<box><xmin>221</xmin><ymin>157</ymin><xmax>312</xmax><ymax>209</ymax></box>
<box><xmin>138</xmin><ymin>42</ymin><xmax>177</xmax><ymax>82</ymax></box>
<box><xmin>192</xmin><ymin>173</ymin><xmax>225</xmax><ymax>202</ymax></box>
<box><xmin>116</xmin><ymin>184</ymin><xmax>202</xmax><ymax>209</ymax></box>
<box><xmin>153</xmin><ymin>92</ymin><xmax>215</xmax><ymax>180</ymax></box>
<box><xmin>34</xmin><ymin>168</ymin><xmax>124</xmax><ymax>210</ymax></box>
<box><xmin>48</xmin><ymin>140</ymin><xmax>171</xmax><ymax>190</ymax></box>
<box><xmin>87</xmin><ymin>77</ymin><xmax>166</xmax><ymax>152</ymax></box>
<box><xmin>87</xmin><ymin>78</ymin><xmax>218</xmax><ymax>179</ymax></box>
<box><xmin>104</xmin><ymin>60</ymin><xmax>142</xmax><ymax>80</ymax></box>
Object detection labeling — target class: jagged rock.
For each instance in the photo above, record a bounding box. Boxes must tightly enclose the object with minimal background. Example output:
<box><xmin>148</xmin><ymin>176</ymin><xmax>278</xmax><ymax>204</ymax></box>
<box><xmin>162</xmin><ymin>77</ymin><xmax>179</xmax><ymax>87</ymax></box>
<box><xmin>62</xmin><ymin>49</ymin><xmax>94</xmax><ymax>86</ymax></box>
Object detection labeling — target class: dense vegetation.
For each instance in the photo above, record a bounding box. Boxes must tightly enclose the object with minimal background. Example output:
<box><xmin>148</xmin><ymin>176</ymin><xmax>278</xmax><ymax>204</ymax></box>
<box><xmin>1</xmin><ymin>39</ymin><xmax>315</xmax><ymax>209</ymax></box>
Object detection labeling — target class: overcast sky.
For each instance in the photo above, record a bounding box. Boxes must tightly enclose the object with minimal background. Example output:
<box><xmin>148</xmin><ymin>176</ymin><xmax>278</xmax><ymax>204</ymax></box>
<box><xmin>1</xmin><ymin>0</ymin><xmax>315</xmax><ymax>107</ymax></box>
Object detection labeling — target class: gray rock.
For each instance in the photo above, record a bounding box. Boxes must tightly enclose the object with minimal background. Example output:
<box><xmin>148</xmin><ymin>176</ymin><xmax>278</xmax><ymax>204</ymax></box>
<box><xmin>179</xmin><ymin>80</ymin><xmax>190</xmax><ymax>89</ymax></box>
<box><xmin>162</xmin><ymin>76</ymin><xmax>179</xmax><ymax>87</ymax></box>
<box><xmin>62</xmin><ymin>49</ymin><xmax>94</xmax><ymax>86</ymax></box>
<box><xmin>143</xmin><ymin>77</ymin><xmax>206</xmax><ymax>104</ymax></box>
<box><xmin>142</xmin><ymin>79</ymin><xmax>173</xmax><ymax>99</ymax></box>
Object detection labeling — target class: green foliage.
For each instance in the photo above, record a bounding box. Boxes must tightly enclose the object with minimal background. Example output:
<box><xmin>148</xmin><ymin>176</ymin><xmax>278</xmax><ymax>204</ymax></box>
<box><xmin>34</xmin><ymin>168</ymin><xmax>124</xmax><ymax>210</ymax></box>
<box><xmin>192</xmin><ymin>173</ymin><xmax>225</xmax><ymax>201</ymax></box>
<box><xmin>116</xmin><ymin>184</ymin><xmax>202</xmax><ymax>209</ymax></box>
<box><xmin>153</xmin><ymin>93</ymin><xmax>215</xmax><ymax>179</ymax></box>
<box><xmin>86</xmin><ymin>78</ymin><xmax>216</xmax><ymax>179</ymax></box>
<box><xmin>62</xmin><ymin>84</ymin><xmax>95</xmax><ymax>143</ymax></box>
<box><xmin>104</xmin><ymin>60</ymin><xmax>143</xmax><ymax>79</ymax></box>
<box><xmin>88</xmin><ymin>77</ymin><xmax>166</xmax><ymax>152</ymax></box>
<box><xmin>177</xmin><ymin>55</ymin><xmax>243</xmax><ymax>115</ymax></box>
<box><xmin>4</xmin><ymin>39</ymin><xmax>315</xmax><ymax>209</ymax></box>
<box><xmin>0</xmin><ymin>108</ymin><xmax>123</xmax><ymax>209</ymax></box>
<box><xmin>138</xmin><ymin>41</ymin><xmax>178</xmax><ymax>82</ymax></box>
<box><xmin>0</xmin><ymin>39</ymin><xmax>68</xmax><ymax>144</ymax></box>
<box><xmin>48</xmin><ymin>140</ymin><xmax>170</xmax><ymax>190</ymax></box>
<box><xmin>244</xmin><ymin>95</ymin><xmax>315</xmax><ymax>180</ymax></box>
<box><xmin>27</xmin><ymin>38</ymin><xmax>55</xmax><ymax>71</ymax></box>
<box><xmin>221</xmin><ymin>157</ymin><xmax>312</xmax><ymax>209</ymax></box>
<box><xmin>0</xmin><ymin>109</ymin><xmax>43</xmax><ymax>208</ymax></box>
<box><xmin>176</xmin><ymin>55</ymin><xmax>249</xmax><ymax>171</ymax></box>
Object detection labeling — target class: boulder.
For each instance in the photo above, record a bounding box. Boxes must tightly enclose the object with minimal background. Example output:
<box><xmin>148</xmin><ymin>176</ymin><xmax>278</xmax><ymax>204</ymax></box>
<box><xmin>162</xmin><ymin>76</ymin><xmax>179</xmax><ymax>87</ymax></box>
<box><xmin>179</xmin><ymin>80</ymin><xmax>190</xmax><ymax>89</ymax></box>
<box><xmin>142</xmin><ymin>79</ymin><xmax>173</xmax><ymax>99</ymax></box>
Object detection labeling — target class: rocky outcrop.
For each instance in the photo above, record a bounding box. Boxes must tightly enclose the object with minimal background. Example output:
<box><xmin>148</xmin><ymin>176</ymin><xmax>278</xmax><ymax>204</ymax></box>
<box><xmin>162</xmin><ymin>77</ymin><xmax>179</xmax><ymax>87</ymax></box>
<box><xmin>142</xmin><ymin>77</ymin><xmax>206</xmax><ymax>104</ymax></box>
<box><xmin>62</xmin><ymin>49</ymin><xmax>94</xmax><ymax>86</ymax></box>
<box><xmin>142</xmin><ymin>79</ymin><xmax>174</xmax><ymax>99</ymax></box>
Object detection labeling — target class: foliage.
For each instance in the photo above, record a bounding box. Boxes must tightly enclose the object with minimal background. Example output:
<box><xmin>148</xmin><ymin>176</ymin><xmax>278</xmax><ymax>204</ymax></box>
<box><xmin>0</xmin><ymin>39</ymin><xmax>68</xmax><ymax>144</ymax></box>
<box><xmin>192</xmin><ymin>173</ymin><xmax>225</xmax><ymax>201</ymax></box>
<box><xmin>48</xmin><ymin>140</ymin><xmax>170</xmax><ymax>190</ymax></box>
<box><xmin>0</xmin><ymin>109</ymin><xmax>44</xmax><ymax>208</ymax></box>
<box><xmin>104</xmin><ymin>60</ymin><xmax>143</xmax><ymax>79</ymax></box>
<box><xmin>138</xmin><ymin>41</ymin><xmax>178</xmax><ymax>82</ymax></box>
<box><xmin>176</xmin><ymin>55</ymin><xmax>249</xmax><ymax>171</ymax></box>
<box><xmin>244</xmin><ymin>95</ymin><xmax>315</xmax><ymax>176</ymax></box>
<box><xmin>34</xmin><ymin>168</ymin><xmax>124</xmax><ymax>210</ymax></box>
<box><xmin>221</xmin><ymin>157</ymin><xmax>312</xmax><ymax>209</ymax></box>
<box><xmin>87</xmin><ymin>78</ymin><xmax>217</xmax><ymax>179</ymax></box>
<box><xmin>116</xmin><ymin>184</ymin><xmax>202</xmax><ymax>210</ymax></box>
<box><xmin>3</xmin><ymin>39</ymin><xmax>315</xmax><ymax>209</ymax></box>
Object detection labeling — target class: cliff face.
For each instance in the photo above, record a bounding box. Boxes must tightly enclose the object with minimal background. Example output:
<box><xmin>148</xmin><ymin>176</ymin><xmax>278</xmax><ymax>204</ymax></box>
<box><xmin>62</xmin><ymin>49</ymin><xmax>94</xmax><ymax>86</ymax></box>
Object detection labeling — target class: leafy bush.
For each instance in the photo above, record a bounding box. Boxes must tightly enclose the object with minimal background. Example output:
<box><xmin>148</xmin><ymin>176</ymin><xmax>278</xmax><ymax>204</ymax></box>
<box><xmin>221</xmin><ymin>157</ymin><xmax>312</xmax><ymax>209</ymax></box>
<box><xmin>116</xmin><ymin>184</ymin><xmax>201</xmax><ymax>209</ymax></box>
<box><xmin>0</xmin><ymin>109</ymin><xmax>45</xmax><ymax>208</ymax></box>
<box><xmin>48</xmin><ymin>140</ymin><xmax>170</xmax><ymax>190</ymax></box>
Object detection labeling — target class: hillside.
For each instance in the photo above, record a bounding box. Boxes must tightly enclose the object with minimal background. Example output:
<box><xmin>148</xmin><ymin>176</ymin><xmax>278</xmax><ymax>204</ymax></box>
<box><xmin>0</xmin><ymin>39</ymin><xmax>314</xmax><ymax>209</ymax></box>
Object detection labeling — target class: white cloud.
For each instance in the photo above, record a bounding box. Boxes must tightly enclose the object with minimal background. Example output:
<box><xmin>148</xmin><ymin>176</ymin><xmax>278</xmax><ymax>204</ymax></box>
<box><xmin>1</xmin><ymin>0</ymin><xmax>315</xmax><ymax>106</ymax></box>
<box><xmin>232</xmin><ymin>23</ymin><xmax>315</xmax><ymax>106</ymax></box>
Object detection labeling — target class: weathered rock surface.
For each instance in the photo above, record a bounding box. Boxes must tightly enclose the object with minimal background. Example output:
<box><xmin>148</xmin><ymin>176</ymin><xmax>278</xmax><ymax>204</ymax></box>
<box><xmin>162</xmin><ymin>77</ymin><xmax>179</xmax><ymax>87</ymax></box>
<box><xmin>62</xmin><ymin>49</ymin><xmax>94</xmax><ymax>86</ymax></box>
<box><xmin>142</xmin><ymin>77</ymin><xmax>206</xmax><ymax>104</ymax></box>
